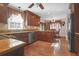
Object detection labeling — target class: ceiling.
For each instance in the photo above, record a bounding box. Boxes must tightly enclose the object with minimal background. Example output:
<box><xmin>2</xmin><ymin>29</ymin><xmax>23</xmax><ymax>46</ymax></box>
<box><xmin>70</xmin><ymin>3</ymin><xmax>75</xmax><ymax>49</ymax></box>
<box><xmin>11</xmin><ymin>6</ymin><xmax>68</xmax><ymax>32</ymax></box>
<box><xmin>8</xmin><ymin>3</ymin><xmax>70</xmax><ymax>20</ymax></box>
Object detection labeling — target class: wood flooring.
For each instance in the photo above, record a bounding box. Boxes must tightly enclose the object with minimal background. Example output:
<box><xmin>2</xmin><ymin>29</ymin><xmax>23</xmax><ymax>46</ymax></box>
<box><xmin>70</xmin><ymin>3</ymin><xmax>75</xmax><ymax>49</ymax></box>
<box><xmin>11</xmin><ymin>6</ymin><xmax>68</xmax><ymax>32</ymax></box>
<box><xmin>24</xmin><ymin>37</ymin><xmax>76</xmax><ymax>56</ymax></box>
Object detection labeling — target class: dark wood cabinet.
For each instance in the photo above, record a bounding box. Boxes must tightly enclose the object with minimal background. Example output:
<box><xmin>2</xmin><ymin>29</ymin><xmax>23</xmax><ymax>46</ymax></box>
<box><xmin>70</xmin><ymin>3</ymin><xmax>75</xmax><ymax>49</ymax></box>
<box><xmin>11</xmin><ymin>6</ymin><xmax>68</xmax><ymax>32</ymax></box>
<box><xmin>0</xmin><ymin>7</ymin><xmax>8</xmax><ymax>23</ymax></box>
<box><xmin>74</xmin><ymin>4</ymin><xmax>79</xmax><ymax>33</ymax></box>
<box><xmin>8</xmin><ymin>7</ymin><xmax>25</xmax><ymax>20</ymax></box>
<box><xmin>35</xmin><ymin>31</ymin><xmax>54</xmax><ymax>43</ymax></box>
<box><xmin>74</xmin><ymin>14</ymin><xmax>79</xmax><ymax>33</ymax></box>
<box><xmin>25</xmin><ymin>10</ymin><xmax>40</xmax><ymax>26</ymax></box>
<box><xmin>71</xmin><ymin>3</ymin><xmax>79</xmax><ymax>55</ymax></box>
<box><xmin>0</xmin><ymin>6</ymin><xmax>25</xmax><ymax>24</ymax></box>
<box><xmin>13</xmin><ymin>33</ymin><xmax>28</xmax><ymax>43</ymax></box>
<box><xmin>74</xmin><ymin>34</ymin><xmax>79</xmax><ymax>55</ymax></box>
<box><xmin>13</xmin><ymin>32</ymin><xmax>36</xmax><ymax>44</ymax></box>
<box><xmin>0</xmin><ymin>6</ymin><xmax>40</xmax><ymax>26</ymax></box>
<box><xmin>74</xmin><ymin>4</ymin><xmax>79</xmax><ymax>14</ymax></box>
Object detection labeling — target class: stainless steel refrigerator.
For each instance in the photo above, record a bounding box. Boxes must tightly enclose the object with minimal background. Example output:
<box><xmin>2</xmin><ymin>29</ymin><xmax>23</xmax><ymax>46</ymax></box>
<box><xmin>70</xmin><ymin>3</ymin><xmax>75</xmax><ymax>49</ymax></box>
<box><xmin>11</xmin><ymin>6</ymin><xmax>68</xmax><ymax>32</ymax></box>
<box><xmin>67</xmin><ymin>13</ymin><xmax>75</xmax><ymax>52</ymax></box>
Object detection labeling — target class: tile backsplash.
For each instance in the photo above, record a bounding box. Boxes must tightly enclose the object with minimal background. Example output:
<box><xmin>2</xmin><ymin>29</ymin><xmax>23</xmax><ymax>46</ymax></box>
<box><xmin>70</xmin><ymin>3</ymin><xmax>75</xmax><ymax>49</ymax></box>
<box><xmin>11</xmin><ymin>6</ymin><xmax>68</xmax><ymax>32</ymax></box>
<box><xmin>0</xmin><ymin>23</ymin><xmax>40</xmax><ymax>31</ymax></box>
<box><xmin>0</xmin><ymin>23</ymin><xmax>8</xmax><ymax>31</ymax></box>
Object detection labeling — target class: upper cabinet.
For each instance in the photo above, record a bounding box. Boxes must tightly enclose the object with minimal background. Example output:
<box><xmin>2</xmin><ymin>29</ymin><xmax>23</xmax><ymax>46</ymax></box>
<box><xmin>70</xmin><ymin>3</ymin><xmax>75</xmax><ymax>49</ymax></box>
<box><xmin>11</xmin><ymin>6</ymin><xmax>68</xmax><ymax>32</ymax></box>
<box><xmin>71</xmin><ymin>3</ymin><xmax>79</xmax><ymax>55</ymax></box>
<box><xmin>8</xmin><ymin>8</ymin><xmax>25</xmax><ymax>20</ymax></box>
<box><xmin>0</xmin><ymin>6</ymin><xmax>8</xmax><ymax>24</ymax></box>
<box><xmin>73</xmin><ymin>4</ymin><xmax>79</xmax><ymax>33</ymax></box>
<box><xmin>74</xmin><ymin>4</ymin><xmax>79</xmax><ymax>14</ymax></box>
<box><xmin>25</xmin><ymin>10</ymin><xmax>40</xmax><ymax>26</ymax></box>
<box><xmin>69</xmin><ymin>3</ymin><xmax>79</xmax><ymax>33</ymax></box>
<box><xmin>0</xmin><ymin>5</ymin><xmax>40</xmax><ymax>27</ymax></box>
<box><xmin>69</xmin><ymin>3</ymin><xmax>79</xmax><ymax>14</ymax></box>
<box><xmin>0</xmin><ymin>6</ymin><xmax>25</xmax><ymax>24</ymax></box>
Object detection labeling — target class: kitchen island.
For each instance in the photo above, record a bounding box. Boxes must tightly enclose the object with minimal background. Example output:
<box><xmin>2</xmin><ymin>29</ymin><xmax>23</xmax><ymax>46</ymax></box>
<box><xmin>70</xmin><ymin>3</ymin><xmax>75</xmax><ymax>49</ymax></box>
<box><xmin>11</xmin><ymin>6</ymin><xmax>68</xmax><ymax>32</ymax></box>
<box><xmin>0</xmin><ymin>29</ymin><xmax>39</xmax><ymax>56</ymax></box>
<box><xmin>0</xmin><ymin>29</ymin><xmax>39</xmax><ymax>44</ymax></box>
<box><xmin>0</xmin><ymin>38</ymin><xmax>26</xmax><ymax>56</ymax></box>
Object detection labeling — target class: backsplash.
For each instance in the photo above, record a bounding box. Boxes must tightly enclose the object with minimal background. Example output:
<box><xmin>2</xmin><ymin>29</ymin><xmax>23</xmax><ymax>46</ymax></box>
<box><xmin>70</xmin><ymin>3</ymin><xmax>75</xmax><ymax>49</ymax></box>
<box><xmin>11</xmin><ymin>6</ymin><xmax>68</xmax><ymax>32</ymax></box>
<box><xmin>0</xmin><ymin>23</ymin><xmax>40</xmax><ymax>31</ymax></box>
<box><xmin>0</xmin><ymin>23</ymin><xmax>8</xmax><ymax>31</ymax></box>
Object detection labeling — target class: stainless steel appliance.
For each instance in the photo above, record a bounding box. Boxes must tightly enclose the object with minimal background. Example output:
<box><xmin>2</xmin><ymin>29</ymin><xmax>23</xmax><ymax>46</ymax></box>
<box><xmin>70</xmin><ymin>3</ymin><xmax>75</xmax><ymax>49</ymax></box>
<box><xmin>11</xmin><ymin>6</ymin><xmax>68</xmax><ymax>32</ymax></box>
<box><xmin>67</xmin><ymin>13</ymin><xmax>75</xmax><ymax>52</ymax></box>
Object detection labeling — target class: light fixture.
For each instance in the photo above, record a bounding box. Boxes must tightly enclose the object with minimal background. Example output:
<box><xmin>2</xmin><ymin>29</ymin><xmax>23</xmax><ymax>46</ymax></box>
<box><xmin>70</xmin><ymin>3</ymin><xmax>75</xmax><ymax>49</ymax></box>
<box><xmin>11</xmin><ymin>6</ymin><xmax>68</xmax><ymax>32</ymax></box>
<box><xmin>36</xmin><ymin>3</ymin><xmax>40</xmax><ymax>8</ymax></box>
<box><xmin>18</xmin><ymin>6</ymin><xmax>21</xmax><ymax>12</ymax></box>
<box><xmin>36</xmin><ymin>3</ymin><xmax>39</xmax><ymax>7</ymax></box>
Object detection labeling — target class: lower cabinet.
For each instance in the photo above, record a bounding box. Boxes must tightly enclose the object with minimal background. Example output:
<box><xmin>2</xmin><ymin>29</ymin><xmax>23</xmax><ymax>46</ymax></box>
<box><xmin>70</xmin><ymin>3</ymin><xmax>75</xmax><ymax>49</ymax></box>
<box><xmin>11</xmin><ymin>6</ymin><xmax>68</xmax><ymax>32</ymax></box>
<box><xmin>35</xmin><ymin>31</ymin><xmax>54</xmax><ymax>43</ymax></box>
<box><xmin>13</xmin><ymin>32</ymin><xmax>35</xmax><ymax>44</ymax></box>
<box><xmin>13</xmin><ymin>33</ymin><xmax>28</xmax><ymax>43</ymax></box>
<box><xmin>74</xmin><ymin>34</ymin><xmax>79</xmax><ymax>55</ymax></box>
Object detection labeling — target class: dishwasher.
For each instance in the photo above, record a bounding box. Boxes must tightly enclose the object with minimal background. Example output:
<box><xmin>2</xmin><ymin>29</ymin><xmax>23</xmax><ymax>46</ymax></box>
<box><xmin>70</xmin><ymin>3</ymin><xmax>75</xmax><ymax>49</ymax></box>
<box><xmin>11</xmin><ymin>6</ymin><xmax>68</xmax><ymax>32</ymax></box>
<box><xmin>28</xmin><ymin>32</ymin><xmax>35</xmax><ymax>44</ymax></box>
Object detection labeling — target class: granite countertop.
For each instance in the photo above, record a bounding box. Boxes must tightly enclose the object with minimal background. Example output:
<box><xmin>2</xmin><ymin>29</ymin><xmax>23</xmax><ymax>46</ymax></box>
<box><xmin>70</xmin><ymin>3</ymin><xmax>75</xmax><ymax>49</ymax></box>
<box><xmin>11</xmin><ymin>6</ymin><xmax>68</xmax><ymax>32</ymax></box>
<box><xmin>0</xmin><ymin>25</ymin><xmax>40</xmax><ymax>35</ymax></box>
<box><xmin>0</xmin><ymin>29</ymin><xmax>39</xmax><ymax>35</ymax></box>
<box><xmin>0</xmin><ymin>30</ymin><xmax>53</xmax><ymax>35</ymax></box>
<box><xmin>0</xmin><ymin>38</ymin><xmax>26</xmax><ymax>55</ymax></box>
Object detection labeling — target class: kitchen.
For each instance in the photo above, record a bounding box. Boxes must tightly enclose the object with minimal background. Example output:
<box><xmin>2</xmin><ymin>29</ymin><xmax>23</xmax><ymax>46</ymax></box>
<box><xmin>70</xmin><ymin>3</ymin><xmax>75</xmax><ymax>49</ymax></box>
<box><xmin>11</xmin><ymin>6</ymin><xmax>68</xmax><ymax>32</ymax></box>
<box><xmin>0</xmin><ymin>3</ymin><xmax>79</xmax><ymax>56</ymax></box>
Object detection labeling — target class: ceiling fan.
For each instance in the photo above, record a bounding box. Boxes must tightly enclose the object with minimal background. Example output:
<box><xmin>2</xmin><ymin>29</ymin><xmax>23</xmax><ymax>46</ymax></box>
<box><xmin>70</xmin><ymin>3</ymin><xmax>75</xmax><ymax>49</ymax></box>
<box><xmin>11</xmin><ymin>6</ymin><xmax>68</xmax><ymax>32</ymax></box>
<box><xmin>28</xmin><ymin>3</ymin><xmax>44</xmax><ymax>9</ymax></box>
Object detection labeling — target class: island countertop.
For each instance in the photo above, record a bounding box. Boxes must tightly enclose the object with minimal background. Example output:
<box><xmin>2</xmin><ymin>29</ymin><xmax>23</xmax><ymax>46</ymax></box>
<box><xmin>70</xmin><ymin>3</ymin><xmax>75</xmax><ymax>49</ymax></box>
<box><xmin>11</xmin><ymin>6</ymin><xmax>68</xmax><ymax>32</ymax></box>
<box><xmin>0</xmin><ymin>29</ymin><xmax>39</xmax><ymax>35</ymax></box>
<box><xmin>0</xmin><ymin>38</ymin><xmax>26</xmax><ymax>55</ymax></box>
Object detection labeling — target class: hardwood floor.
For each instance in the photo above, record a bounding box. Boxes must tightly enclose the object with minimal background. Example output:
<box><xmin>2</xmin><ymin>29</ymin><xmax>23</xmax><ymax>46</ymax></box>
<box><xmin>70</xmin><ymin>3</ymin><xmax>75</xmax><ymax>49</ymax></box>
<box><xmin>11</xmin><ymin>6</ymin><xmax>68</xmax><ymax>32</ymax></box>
<box><xmin>24</xmin><ymin>37</ymin><xmax>76</xmax><ymax>56</ymax></box>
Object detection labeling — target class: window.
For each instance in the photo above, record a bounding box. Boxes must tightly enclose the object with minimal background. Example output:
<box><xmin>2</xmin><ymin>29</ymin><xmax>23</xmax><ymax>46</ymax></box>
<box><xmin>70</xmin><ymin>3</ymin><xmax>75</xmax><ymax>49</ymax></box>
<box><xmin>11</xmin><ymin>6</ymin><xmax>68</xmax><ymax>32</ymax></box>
<box><xmin>7</xmin><ymin>14</ymin><xmax>24</xmax><ymax>30</ymax></box>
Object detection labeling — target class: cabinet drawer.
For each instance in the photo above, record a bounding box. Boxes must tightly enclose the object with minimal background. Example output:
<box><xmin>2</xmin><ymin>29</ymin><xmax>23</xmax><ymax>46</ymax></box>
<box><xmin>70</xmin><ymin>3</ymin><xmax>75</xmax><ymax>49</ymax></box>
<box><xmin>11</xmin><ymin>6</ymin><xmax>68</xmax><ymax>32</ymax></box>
<box><xmin>75</xmin><ymin>38</ymin><xmax>79</xmax><ymax>50</ymax></box>
<box><xmin>13</xmin><ymin>33</ymin><xmax>28</xmax><ymax>43</ymax></box>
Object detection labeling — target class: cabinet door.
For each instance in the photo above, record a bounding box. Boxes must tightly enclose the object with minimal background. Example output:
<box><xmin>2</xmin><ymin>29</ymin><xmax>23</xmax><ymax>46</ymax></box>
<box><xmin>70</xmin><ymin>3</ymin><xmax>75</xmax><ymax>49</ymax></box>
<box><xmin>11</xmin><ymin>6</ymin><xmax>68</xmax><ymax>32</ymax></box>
<box><xmin>35</xmin><ymin>31</ymin><xmax>53</xmax><ymax>43</ymax></box>
<box><xmin>0</xmin><ymin>7</ymin><xmax>8</xmax><ymax>23</ymax></box>
<box><xmin>43</xmin><ymin>32</ymin><xmax>53</xmax><ymax>42</ymax></box>
<box><xmin>74</xmin><ymin>14</ymin><xmax>79</xmax><ymax>33</ymax></box>
<box><xmin>8</xmin><ymin>8</ymin><xmax>25</xmax><ymax>20</ymax></box>
<box><xmin>27</xmin><ymin>12</ymin><xmax>33</xmax><ymax>26</ymax></box>
<box><xmin>13</xmin><ymin>33</ymin><xmax>28</xmax><ymax>43</ymax></box>
<box><xmin>26</xmin><ymin>11</ymin><xmax>40</xmax><ymax>26</ymax></box>
<box><xmin>34</xmin><ymin>16</ymin><xmax>40</xmax><ymax>26</ymax></box>
<box><xmin>74</xmin><ymin>4</ymin><xmax>79</xmax><ymax>33</ymax></box>
<box><xmin>74</xmin><ymin>34</ymin><xmax>79</xmax><ymax>55</ymax></box>
<box><xmin>74</xmin><ymin>4</ymin><xmax>79</xmax><ymax>56</ymax></box>
<box><xmin>31</xmin><ymin>15</ymin><xmax>35</xmax><ymax>26</ymax></box>
<box><xmin>74</xmin><ymin>4</ymin><xmax>79</xmax><ymax>14</ymax></box>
